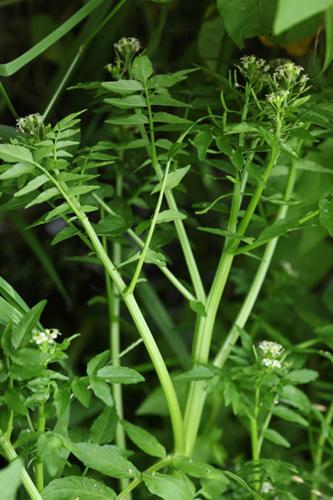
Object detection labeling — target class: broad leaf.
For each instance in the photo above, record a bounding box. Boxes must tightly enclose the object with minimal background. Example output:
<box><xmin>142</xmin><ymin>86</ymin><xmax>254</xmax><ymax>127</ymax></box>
<box><xmin>123</xmin><ymin>420</ymin><xmax>166</xmax><ymax>458</ymax></box>
<box><xmin>42</xmin><ymin>476</ymin><xmax>116</xmax><ymax>500</ymax></box>
<box><xmin>264</xmin><ymin>429</ymin><xmax>290</xmax><ymax>448</ymax></box>
<box><xmin>274</xmin><ymin>0</ymin><xmax>332</xmax><ymax>34</ymax></box>
<box><xmin>143</xmin><ymin>471</ymin><xmax>195</xmax><ymax>500</ymax></box>
<box><xmin>0</xmin><ymin>144</ymin><xmax>33</xmax><ymax>163</ymax></box>
<box><xmin>0</xmin><ymin>459</ymin><xmax>22</xmax><ymax>500</ymax></box>
<box><xmin>71</xmin><ymin>442</ymin><xmax>139</xmax><ymax>479</ymax></box>
<box><xmin>132</xmin><ymin>55</ymin><xmax>154</xmax><ymax>83</ymax></box>
<box><xmin>97</xmin><ymin>365</ymin><xmax>144</xmax><ymax>384</ymax></box>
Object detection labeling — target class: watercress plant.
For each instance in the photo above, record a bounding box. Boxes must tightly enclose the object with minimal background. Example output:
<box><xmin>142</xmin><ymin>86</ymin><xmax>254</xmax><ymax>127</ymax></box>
<box><xmin>0</xmin><ymin>38</ymin><xmax>332</xmax><ymax>500</ymax></box>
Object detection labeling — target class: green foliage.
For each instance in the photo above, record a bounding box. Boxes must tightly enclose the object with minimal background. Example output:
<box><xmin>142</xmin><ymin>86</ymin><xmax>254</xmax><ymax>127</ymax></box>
<box><xmin>0</xmin><ymin>2</ymin><xmax>333</xmax><ymax>499</ymax></box>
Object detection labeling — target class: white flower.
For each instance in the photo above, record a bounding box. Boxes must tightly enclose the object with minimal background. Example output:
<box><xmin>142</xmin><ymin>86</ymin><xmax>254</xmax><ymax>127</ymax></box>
<box><xmin>261</xmin><ymin>481</ymin><xmax>273</xmax><ymax>493</ymax></box>
<box><xmin>262</xmin><ymin>358</ymin><xmax>282</xmax><ymax>369</ymax></box>
<box><xmin>114</xmin><ymin>37</ymin><xmax>141</xmax><ymax>55</ymax></box>
<box><xmin>33</xmin><ymin>331</ymin><xmax>49</xmax><ymax>345</ymax></box>
<box><xmin>33</xmin><ymin>328</ymin><xmax>61</xmax><ymax>346</ymax></box>
<box><xmin>259</xmin><ymin>341</ymin><xmax>283</xmax><ymax>358</ymax></box>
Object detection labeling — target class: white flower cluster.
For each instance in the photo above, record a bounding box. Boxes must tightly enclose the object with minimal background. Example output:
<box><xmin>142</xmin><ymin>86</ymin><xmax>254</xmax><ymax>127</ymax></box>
<box><xmin>239</xmin><ymin>55</ymin><xmax>270</xmax><ymax>73</ymax></box>
<box><xmin>114</xmin><ymin>37</ymin><xmax>141</xmax><ymax>56</ymax></box>
<box><xmin>16</xmin><ymin>113</ymin><xmax>45</xmax><ymax>138</ymax></box>
<box><xmin>266</xmin><ymin>88</ymin><xmax>292</xmax><ymax>108</ymax></box>
<box><xmin>274</xmin><ymin>62</ymin><xmax>308</xmax><ymax>85</ymax></box>
<box><xmin>33</xmin><ymin>328</ymin><xmax>61</xmax><ymax>346</ymax></box>
<box><xmin>262</xmin><ymin>358</ymin><xmax>282</xmax><ymax>369</ymax></box>
<box><xmin>259</xmin><ymin>340</ymin><xmax>284</xmax><ymax>369</ymax></box>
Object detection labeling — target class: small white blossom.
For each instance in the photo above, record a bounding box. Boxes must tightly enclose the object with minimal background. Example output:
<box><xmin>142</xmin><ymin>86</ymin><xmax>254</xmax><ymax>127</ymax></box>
<box><xmin>259</xmin><ymin>340</ymin><xmax>284</xmax><ymax>358</ymax></box>
<box><xmin>33</xmin><ymin>331</ymin><xmax>49</xmax><ymax>345</ymax></box>
<box><xmin>33</xmin><ymin>328</ymin><xmax>61</xmax><ymax>346</ymax></box>
<box><xmin>16</xmin><ymin>113</ymin><xmax>45</xmax><ymax>138</ymax></box>
<box><xmin>291</xmin><ymin>475</ymin><xmax>304</xmax><ymax>484</ymax></box>
<box><xmin>114</xmin><ymin>37</ymin><xmax>141</xmax><ymax>55</ymax></box>
<box><xmin>261</xmin><ymin>481</ymin><xmax>274</xmax><ymax>493</ymax></box>
<box><xmin>262</xmin><ymin>358</ymin><xmax>282</xmax><ymax>369</ymax></box>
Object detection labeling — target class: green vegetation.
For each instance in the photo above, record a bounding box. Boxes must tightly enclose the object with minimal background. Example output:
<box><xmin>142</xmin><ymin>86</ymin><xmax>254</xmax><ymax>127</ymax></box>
<box><xmin>0</xmin><ymin>1</ymin><xmax>333</xmax><ymax>498</ymax></box>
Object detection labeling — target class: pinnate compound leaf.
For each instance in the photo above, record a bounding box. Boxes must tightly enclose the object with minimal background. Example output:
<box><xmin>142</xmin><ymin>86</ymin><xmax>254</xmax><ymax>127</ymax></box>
<box><xmin>0</xmin><ymin>144</ymin><xmax>33</xmax><ymax>163</ymax></box>
<box><xmin>264</xmin><ymin>429</ymin><xmax>290</xmax><ymax>448</ymax></box>
<box><xmin>123</xmin><ymin>420</ymin><xmax>166</xmax><ymax>458</ymax></box>
<box><xmin>0</xmin><ymin>459</ymin><xmax>22</xmax><ymax>500</ymax></box>
<box><xmin>97</xmin><ymin>365</ymin><xmax>144</xmax><ymax>384</ymax></box>
<box><xmin>143</xmin><ymin>471</ymin><xmax>195</xmax><ymax>500</ymax></box>
<box><xmin>132</xmin><ymin>55</ymin><xmax>154</xmax><ymax>83</ymax></box>
<box><xmin>70</xmin><ymin>442</ymin><xmax>139</xmax><ymax>479</ymax></box>
<box><xmin>42</xmin><ymin>476</ymin><xmax>116</xmax><ymax>500</ymax></box>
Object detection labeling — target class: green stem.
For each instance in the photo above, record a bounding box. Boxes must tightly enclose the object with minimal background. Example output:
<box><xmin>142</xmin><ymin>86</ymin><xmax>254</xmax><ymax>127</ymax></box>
<box><xmin>103</xmin><ymin>171</ymin><xmax>130</xmax><ymax>496</ymax></box>
<box><xmin>35</xmin><ymin>403</ymin><xmax>45</xmax><ymax>492</ymax></box>
<box><xmin>93</xmin><ymin>192</ymin><xmax>196</xmax><ymax>302</ymax></box>
<box><xmin>311</xmin><ymin>402</ymin><xmax>333</xmax><ymax>499</ymax></box>
<box><xmin>214</xmin><ymin>157</ymin><xmax>298</xmax><ymax>368</ymax></box>
<box><xmin>117</xmin><ymin>456</ymin><xmax>172</xmax><ymax>499</ymax></box>
<box><xmin>143</xmin><ymin>81</ymin><xmax>206</xmax><ymax>303</ymax></box>
<box><xmin>250</xmin><ymin>383</ymin><xmax>261</xmax><ymax>491</ymax></box>
<box><xmin>0</xmin><ymin>81</ymin><xmax>18</xmax><ymax>119</ymax></box>
<box><xmin>126</xmin><ymin>160</ymin><xmax>170</xmax><ymax>295</ymax></box>
<box><xmin>0</xmin><ymin>431</ymin><xmax>43</xmax><ymax>500</ymax></box>
<box><xmin>184</xmin><ymin>142</ymin><xmax>280</xmax><ymax>455</ymax></box>
<box><xmin>37</xmin><ymin>167</ymin><xmax>184</xmax><ymax>452</ymax></box>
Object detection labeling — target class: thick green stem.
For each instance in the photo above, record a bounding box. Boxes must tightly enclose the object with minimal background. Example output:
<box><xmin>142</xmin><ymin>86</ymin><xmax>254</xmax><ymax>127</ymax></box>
<box><xmin>184</xmin><ymin>143</ymin><xmax>280</xmax><ymax>455</ymax></box>
<box><xmin>80</xmin><ymin>214</ymin><xmax>185</xmax><ymax>452</ymax></box>
<box><xmin>250</xmin><ymin>384</ymin><xmax>261</xmax><ymax>491</ymax></box>
<box><xmin>35</xmin><ymin>403</ymin><xmax>45</xmax><ymax>492</ymax></box>
<box><xmin>0</xmin><ymin>431</ymin><xmax>43</xmax><ymax>500</ymax></box>
<box><xmin>35</xmin><ymin>165</ymin><xmax>185</xmax><ymax>453</ymax></box>
<box><xmin>103</xmin><ymin>171</ymin><xmax>130</xmax><ymax>495</ymax></box>
<box><xmin>311</xmin><ymin>402</ymin><xmax>333</xmax><ymax>500</ymax></box>
<box><xmin>214</xmin><ymin>158</ymin><xmax>297</xmax><ymax>368</ymax></box>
